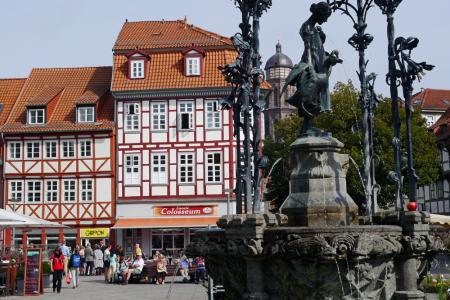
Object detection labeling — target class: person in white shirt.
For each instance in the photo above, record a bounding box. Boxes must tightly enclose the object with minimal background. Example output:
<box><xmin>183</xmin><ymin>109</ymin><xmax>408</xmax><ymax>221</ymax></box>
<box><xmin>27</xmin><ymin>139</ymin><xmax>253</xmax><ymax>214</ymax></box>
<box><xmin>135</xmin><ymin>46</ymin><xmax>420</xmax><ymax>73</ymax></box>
<box><xmin>121</xmin><ymin>254</ymin><xmax>144</xmax><ymax>284</ymax></box>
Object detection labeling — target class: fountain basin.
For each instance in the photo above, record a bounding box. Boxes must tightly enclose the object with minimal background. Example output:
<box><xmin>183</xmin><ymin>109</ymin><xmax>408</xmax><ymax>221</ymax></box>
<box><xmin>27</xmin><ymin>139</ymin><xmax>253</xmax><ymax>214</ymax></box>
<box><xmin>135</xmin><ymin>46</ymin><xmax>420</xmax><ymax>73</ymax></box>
<box><xmin>187</xmin><ymin>214</ymin><xmax>443</xmax><ymax>300</ymax></box>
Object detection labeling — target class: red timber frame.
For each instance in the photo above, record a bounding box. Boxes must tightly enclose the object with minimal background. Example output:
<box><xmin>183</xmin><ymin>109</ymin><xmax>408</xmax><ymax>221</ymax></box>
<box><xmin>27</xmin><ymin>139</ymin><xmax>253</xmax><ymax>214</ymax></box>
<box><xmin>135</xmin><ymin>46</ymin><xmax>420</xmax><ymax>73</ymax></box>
<box><xmin>116</xmin><ymin>96</ymin><xmax>235</xmax><ymax>202</ymax></box>
<box><xmin>3</xmin><ymin>130</ymin><xmax>116</xmax><ymax>246</ymax></box>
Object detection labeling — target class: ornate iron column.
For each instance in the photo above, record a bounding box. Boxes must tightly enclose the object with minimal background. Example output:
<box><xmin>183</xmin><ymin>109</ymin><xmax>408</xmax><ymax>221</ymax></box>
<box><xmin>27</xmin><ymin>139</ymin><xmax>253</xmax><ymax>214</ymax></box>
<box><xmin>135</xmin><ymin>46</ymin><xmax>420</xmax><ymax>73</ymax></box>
<box><xmin>394</xmin><ymin>37</ymin><xmax>434</xmax><ymax>208</ymax></box>
<box><xmin>375</xmin><ymin>0</ymin><xmax>403</xmax><ymax>211</ymax></box>
<box><xmin>220</xmin><ymin>0</ymin><xmax>271</xmax><ymax>214</ymax></box>
<box><xmin>328</xmin><ymin>0</ymin><xmax>378</xmax><ymax>220</ymax></box>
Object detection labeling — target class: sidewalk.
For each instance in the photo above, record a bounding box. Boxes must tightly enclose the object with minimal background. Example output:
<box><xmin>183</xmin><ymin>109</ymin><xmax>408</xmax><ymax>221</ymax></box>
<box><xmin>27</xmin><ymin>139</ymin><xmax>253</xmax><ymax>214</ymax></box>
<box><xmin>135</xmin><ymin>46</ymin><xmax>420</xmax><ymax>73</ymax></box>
<box><xmin>9</xmin><ymin>275</ymin><xmax>208</xmax><ymax>300</ymax></box>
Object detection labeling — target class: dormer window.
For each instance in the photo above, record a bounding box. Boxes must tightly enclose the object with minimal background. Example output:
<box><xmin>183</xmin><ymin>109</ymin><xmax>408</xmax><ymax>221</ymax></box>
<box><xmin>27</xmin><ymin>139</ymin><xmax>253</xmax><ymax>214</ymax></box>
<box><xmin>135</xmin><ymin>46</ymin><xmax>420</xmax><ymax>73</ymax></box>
<box><xmin>77</xmin><ymin>106</ymin><xmax>95</xmax><ymax>123</ymax></box>
<box><xmin>28</xmin><ymin>108</ymin><xmax>45</xmax><ymax>125</ymax></box>
<box><xmin>186</xmin><ymin>57</ymin><xmax>200</xmax><ymax>76</ymax></box>
<box><xmin>183</xmin><ymin>48</ymin><xmax>205</xmax><ymax>77</ymax></box>
<box><xmin>126</xmin><ymin>51</ymin><xmax>149</xmax><ymax>80</ymax></box>
<box><xmin>130</xmin><ymin>60</ymin><xmax>145</xmax><ymax>79</ymax></box>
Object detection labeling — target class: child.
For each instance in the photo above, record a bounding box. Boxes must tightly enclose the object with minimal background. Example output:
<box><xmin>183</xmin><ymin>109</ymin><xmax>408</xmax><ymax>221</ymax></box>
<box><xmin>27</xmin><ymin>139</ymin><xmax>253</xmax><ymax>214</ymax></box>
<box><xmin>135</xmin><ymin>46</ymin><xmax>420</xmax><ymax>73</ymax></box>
<box><xmin>107</xmin><ymin>250</ymin><xmax>117</xmax><ymax>283</ymax></box>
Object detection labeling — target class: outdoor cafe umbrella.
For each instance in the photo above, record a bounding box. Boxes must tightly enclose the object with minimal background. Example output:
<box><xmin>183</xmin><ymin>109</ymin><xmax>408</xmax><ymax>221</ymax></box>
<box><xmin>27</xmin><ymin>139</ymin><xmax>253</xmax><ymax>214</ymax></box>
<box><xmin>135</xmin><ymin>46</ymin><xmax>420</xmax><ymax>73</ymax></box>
<box><xmin>0</xmin><ymin>209</ymin><xmax>65</xmax><ymax>228</ymax></box>
<box><xmin>430</xmin><ymin>213</ymin><xmax>450</xmax><ymax>228</ymax></box>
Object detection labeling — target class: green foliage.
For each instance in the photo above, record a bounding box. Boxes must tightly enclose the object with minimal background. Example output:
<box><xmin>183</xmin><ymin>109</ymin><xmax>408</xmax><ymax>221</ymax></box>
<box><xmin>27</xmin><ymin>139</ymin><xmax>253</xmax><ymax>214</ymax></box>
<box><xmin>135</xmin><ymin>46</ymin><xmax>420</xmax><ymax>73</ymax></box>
<box><xmin>263</xmin><ymin>81</ymin><xmax>441</xmax><ymax>210</ymax></box>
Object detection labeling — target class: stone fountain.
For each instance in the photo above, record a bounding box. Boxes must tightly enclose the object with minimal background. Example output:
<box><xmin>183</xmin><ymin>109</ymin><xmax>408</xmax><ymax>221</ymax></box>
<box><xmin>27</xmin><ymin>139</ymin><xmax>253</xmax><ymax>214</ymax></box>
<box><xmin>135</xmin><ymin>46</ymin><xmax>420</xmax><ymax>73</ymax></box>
<box><xmin>188</xmin><ymin>1</ymin><xmax>443</xmax><ymax>299</ymax></box>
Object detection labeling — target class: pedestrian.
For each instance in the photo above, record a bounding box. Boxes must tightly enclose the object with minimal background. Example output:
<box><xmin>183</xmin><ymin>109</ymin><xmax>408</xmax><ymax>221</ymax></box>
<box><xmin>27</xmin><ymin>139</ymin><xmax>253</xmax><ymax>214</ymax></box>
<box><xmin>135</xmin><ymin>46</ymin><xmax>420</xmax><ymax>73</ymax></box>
<box><xmin>156</xmin><ymin>254</ymin><xmax>167</xmax><ymax>285</ymax></box>
<box><xmin>134</xmin><ymin>243</ymin><xmax>141</xmax><ymax>259</ymax></box>
<box><xmin>79</xmin><ymin>245</ymin><xmax>85</xmax><ymax>275</ymax></box>
<box><xmin>84</xmin><ymin>243</ymin><xmax>94</xmax><ymax>276</ymax></box>
<box><xmin>103</xmin><ymin>245</ymin><xmax>111</xmax><ymax>282</ymax></box>
<box><xmin>180</xmin><ymin>254</ymin><xmax>190</xmax><ymax>283</ymax></box>
<box><xmin>107</xmin><ymin>249</ymin><xmax>117</xmax><ymax>283</ymax></box>
<box><xmin>195</xmin><ymin>257</ymin><xmax>206</xmax><ymax>284</ymax></box>
<box><xmin>69</xmin><ymin>247</ymin><xmax>81</xmax><ymax>289</ymax></box>
<box><xmin>60</xmin><ymin>241</ymin><xmax>71</xmax><ymax>277</ymax></box>
<box><xmin>50</xmin><ymin>246</ymin><xmax>65</xmax><ymax>293</ymax></box>
<box><xmin>94</xmin><ymin>245</ymin><xmax>104</xmax><ymax>275</ymax></box>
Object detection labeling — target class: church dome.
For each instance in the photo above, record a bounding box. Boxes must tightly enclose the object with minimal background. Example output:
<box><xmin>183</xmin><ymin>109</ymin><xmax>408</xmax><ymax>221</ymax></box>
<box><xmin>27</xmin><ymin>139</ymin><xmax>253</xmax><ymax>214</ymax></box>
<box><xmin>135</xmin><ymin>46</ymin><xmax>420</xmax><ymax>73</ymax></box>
<box><xmin>264</xmin><ymin>42</ymin><xmax>293</xmax><ymax>70</ymax></box>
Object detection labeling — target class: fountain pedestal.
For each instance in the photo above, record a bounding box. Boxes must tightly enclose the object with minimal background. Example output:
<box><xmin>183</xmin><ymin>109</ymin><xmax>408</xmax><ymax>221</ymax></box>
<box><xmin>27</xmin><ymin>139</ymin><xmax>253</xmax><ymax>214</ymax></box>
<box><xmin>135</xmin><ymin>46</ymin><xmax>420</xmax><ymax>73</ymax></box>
<box><xmin>281</xmin><ymin>134</ymin><xmax>359</xmax><ymax>226</ymax></box>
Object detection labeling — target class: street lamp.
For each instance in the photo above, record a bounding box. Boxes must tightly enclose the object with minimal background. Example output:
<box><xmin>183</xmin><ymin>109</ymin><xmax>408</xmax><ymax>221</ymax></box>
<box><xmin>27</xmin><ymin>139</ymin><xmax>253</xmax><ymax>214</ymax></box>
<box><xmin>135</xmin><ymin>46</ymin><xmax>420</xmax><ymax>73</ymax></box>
<box><xmin>8</xmin><ymin>198</ymin><xmax>22</xmax><ymax>249</ymax></box>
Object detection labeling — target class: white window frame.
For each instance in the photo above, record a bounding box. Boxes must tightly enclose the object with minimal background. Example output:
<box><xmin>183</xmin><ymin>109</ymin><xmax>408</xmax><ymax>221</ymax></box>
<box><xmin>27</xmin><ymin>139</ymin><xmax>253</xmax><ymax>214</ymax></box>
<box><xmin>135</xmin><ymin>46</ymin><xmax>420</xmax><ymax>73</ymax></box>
<box><xmin>45</xmin><ymin>180</ymin><xmax>58</xmax><ymax>202</ymax></box>
<box><xmin>25</xmin><ymin>141</ymin><xmax>41</xmax><ymax>159</ymax></box>
<box><xmin>151</xmin><ymin>153</ymin><xmax>168</xmax><ymax>185</ymax></box>
<box><xmin>124</xmin><ymin>154</ymin><xmax>141</xmax><ymax>186</ymax></box>
<box><xmin>62</xmin><ymin>140</ymin><xmax>75</xmax><ymax>158</ymax></box>
<box><xmin>178</xmin><ymin>152</ymin><xmax>194</xmax><ymax>184</ymax></box>
<box><xmin>27</xmin><ymin>108</ymin><xmax>45</xmax><ymax>125</ymax></box>
<box><xmin>77</xmin><ymin>106</ymin><xmax>95</xmax><ymax>123</ymax></box>
<box><xmin>80</xmin><ymin>179</ymin><xmax>93</xmax><ymax>201</ymax></box>
<box><xmin>124</xmin><ymin>103</ymin><xmax>140</xmax><ymax>131</ymax></box>
<box><xmin>205</xmin><ymin>100</ymin><xmax>221</xmax><ymax>129</ymax></box>
<box><xmin>8</xmin><ymin>142</ymin><xmax>21</xmax><ymax>160</ymax></box>
<box><xmin>186</xmin><ymin>57</ymin><xmax>201</xmax><ymax>76</ymax></box>
<box><xmin>130</xmin><ymin>60</ymin><xmax>145</xmax><ymax>79</ymax></box>
<box><xmin>8</xmin><ymin>181</ymin><xmax>23</xmax><ymax>202</ymax></box>
<box><xmin>151</xmin><ymin>102</ymin><xmax>167</xmax><ymax>131</ymax></box>
<box><xmin>178</xmin><ymin>101</ymin><xmax>194</xmax><ymax>131</ymax></box>
<box><xmin>44</xmin><ymin>141</ymin><xmax>57</xmax><ymax>159</ymax></box>
<box><xmin>79</xmin><ymin>140</ymin><xmax>92</xmax><ymax>158</ymax></box>
<box><xmin>27</xmin><ymin>180</ymin><xmax>42</xmax><ymax>203</ymax></box>
<box><xmin>63</xmin><ymin>179</ymin><xmax>76</xmax><ymax>202</ymax></box>
<box><xmin>206</xmin><ymin>152</ymin><xmax>222</xmax><ymax>183</ymax></box>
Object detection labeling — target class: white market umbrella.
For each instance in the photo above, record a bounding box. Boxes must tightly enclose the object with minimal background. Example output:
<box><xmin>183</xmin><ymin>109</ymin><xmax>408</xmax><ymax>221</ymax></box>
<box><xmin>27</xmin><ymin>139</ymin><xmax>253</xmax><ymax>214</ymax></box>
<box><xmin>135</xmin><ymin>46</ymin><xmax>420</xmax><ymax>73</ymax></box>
<box><xmin>0</xmin><ymin>209</ymin><xmax>66</xmax><ymax>228</ymax></box>
<box><xmin>430</xmin><ymin>213</ymin><xmax>450</xmax><ymax>228</ymax></box>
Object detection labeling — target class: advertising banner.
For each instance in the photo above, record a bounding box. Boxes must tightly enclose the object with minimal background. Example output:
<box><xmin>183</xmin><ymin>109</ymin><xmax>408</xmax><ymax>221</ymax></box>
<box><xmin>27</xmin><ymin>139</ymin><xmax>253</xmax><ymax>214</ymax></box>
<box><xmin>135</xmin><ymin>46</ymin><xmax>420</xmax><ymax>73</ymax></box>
<box><xmin>154</xmin><ymin>205</ymin><xmax>217</xmax><ymax>216</ymax></box>
<box><xmin>80</xmin><ymin>228</ymin><xmax>110</xmax><ymax>238</ymax></box>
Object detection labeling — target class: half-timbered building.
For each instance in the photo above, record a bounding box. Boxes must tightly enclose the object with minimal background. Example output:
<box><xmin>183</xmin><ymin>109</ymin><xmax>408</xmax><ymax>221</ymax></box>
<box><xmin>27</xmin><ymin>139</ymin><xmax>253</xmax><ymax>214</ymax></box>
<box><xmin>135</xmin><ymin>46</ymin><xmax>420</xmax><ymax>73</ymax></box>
<box><xmin>0</xmin><ymin>78</ymin><xmax>27</xmax><ymax>248</ymax></box>
<box><xmin>110</xmin><ymin>19</ymin><xmax>264</xmax><ymax>256</ymax></box>
<box><xmin>1</xmin><ymin>67</ymin><xmax>115</xmax><ymax>249</ymax></box>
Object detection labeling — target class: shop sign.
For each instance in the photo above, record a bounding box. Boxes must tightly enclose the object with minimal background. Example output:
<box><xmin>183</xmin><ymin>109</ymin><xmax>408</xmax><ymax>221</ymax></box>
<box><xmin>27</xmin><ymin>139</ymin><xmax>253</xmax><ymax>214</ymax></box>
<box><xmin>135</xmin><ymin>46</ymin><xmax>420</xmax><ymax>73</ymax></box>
<box><xmin>80</xmin><ymin>228</ymin><xmax>109</xmax><ymax>238</ymax></box>
<box><xmin>154</xmin><ymin>205</ymin><xmax>217</xmax><ymax>216</ymax></box>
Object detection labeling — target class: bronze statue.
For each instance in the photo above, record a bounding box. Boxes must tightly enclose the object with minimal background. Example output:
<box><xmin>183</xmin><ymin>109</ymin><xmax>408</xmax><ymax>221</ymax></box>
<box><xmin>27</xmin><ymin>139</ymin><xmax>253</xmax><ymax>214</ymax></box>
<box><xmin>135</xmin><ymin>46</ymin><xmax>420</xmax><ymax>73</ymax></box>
<box><xmin>282</xmin><ymin>2</ymin><xmax>342</xmax><ymax>135</ymax></box>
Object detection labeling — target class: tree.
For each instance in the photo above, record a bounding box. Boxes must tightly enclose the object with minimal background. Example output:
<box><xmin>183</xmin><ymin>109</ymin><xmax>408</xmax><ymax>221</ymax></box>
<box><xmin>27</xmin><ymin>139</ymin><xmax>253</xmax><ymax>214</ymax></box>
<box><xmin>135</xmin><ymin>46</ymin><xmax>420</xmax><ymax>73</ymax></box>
<box><xmin>263</xmin><ymin>81</ymin><xmax>440</xmax><ymax>211</ymax></box>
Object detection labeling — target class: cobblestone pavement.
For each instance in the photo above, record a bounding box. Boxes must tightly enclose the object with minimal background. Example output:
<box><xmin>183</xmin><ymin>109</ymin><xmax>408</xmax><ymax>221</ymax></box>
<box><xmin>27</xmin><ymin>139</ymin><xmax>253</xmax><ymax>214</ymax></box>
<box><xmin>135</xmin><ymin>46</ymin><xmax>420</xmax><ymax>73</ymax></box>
<box><xmin>9</xmin><ymin>275</ymin><xmax>208</xmax><ymax>300</ymax></box>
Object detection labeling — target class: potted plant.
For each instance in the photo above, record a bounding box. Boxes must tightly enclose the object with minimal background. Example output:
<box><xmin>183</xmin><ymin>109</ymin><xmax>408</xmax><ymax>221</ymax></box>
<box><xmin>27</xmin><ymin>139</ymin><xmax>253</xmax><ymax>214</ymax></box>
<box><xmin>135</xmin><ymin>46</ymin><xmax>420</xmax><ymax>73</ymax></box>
<box><xmin>42</xmin><ymin>261</ymin><xmax>52</xmax><ymax>288</ymax></box>
<box><xmin>15</xmin><ymin>266</ymin><xmax>24</xmax><ymax>296</ymax></box>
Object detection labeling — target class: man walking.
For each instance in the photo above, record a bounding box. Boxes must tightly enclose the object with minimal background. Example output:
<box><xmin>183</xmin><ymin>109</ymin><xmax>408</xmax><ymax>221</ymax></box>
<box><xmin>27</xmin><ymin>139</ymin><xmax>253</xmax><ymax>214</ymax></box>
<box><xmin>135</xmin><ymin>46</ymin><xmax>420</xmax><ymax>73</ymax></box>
<box><xmin>60</xmin><ymin>241</ymin><xmax>71</xmax><ymax>277</ymax></box>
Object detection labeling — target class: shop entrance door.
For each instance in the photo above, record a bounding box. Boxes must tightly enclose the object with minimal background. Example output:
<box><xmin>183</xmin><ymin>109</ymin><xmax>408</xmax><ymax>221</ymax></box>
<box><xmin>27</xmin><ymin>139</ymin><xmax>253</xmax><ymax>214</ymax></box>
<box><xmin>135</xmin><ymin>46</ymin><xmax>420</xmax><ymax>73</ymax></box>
<box><xmin>151</xmin><ymin>229</ymin><xmax>185</xmax><ymax>261</ymax></box>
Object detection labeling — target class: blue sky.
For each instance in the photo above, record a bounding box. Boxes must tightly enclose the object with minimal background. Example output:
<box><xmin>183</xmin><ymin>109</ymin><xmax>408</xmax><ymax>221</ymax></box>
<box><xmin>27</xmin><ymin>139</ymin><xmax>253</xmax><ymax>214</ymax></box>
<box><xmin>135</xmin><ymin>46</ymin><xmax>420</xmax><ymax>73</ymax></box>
<box><xmin>1</xmin><ymin>0</ymin><xmax>449</xmax><ymax>96</ymax></box>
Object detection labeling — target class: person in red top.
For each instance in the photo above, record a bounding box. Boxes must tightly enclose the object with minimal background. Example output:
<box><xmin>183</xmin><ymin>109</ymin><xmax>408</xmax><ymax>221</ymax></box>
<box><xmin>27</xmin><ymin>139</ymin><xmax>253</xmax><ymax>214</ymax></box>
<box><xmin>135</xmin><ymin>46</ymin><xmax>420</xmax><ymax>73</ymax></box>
<box><xmin>50</xmin><ymin>246</ymin><xmax>65</xmax><ymax>293</ymax></box>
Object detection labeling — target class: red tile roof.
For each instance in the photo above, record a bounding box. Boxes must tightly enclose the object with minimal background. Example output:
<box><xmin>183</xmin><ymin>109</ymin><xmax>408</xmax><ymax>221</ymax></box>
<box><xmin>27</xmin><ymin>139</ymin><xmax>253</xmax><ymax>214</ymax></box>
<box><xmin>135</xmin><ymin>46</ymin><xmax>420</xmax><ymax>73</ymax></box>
<box><xmin>113</xmin><ymin>20</ymin><xmax>233</xmax><ymax>51</ymax></box>
<box><xmin>0</xmin><ymin>78</ymin><xmax>26</xmax><ymax>125</ymax></box>
<box><xmin>112</xmin><ymin>20</ymin><xmax>271</xmax><ymax>93</ymax></box>
<box><xmin>412</xmin><ymin>88</ymin><xmax>450</xmax><ymax>111</ymax></box>
<box><xmin>1</xmin><ymin>67</ymin><xmax>114</xmax><ymax>134</ymax></box>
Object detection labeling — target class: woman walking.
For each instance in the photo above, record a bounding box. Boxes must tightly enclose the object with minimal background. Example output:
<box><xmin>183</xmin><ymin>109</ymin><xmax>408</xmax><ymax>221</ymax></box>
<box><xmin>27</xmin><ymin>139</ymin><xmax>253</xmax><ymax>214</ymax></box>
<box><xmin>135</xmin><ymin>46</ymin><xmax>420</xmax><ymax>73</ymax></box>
<box><xmin>84</xmin><ymin>243</ymin><xmax>94</xmax><ymax>276</ymax></box>
<box><xmin>79</xmin><ymin>245</ymin><xmax>85</xmax><ymax>275</ymax></box>
<box><xmin>94</xmin><ymin>245</ymin><xmax>104</xmax><ymax>275</ymax></box>
<box><xmin>107</xmin><ymin>249</ymin><xmax>117</xmax><ymax>283</ymax></box>
<box><xmin>50</xmin><ymin>246</ymin><xmax>65</xmax><ymax>293</ymax></box>
<box><xmin>69</xmin><ymin>247</ymin><xmax>81</xmax><ymax>288</ymax></box>
<box><xmin>103</xmin><ymin>245</ymin><xmax>111</xmax><ymax>282</ymax></box>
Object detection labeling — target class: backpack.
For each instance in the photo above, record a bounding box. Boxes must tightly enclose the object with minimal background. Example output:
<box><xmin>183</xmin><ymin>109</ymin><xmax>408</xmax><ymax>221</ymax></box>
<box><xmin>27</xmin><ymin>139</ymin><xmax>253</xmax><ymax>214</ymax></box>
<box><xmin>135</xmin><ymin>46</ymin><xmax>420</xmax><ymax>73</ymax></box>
<box><xmin>70</xmin><ymin>254</ymin><xmax>81</xmax><ymax>268</ymax></box>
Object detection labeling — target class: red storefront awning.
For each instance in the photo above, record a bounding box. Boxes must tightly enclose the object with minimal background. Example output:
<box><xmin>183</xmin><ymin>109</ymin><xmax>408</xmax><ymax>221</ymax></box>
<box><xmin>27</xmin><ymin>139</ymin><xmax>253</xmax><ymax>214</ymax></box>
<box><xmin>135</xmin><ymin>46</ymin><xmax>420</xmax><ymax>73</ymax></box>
<box><xmin>111</xmin><ymin>217</ymin><xmax>219</xmax><ymax>229</ymax></box>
